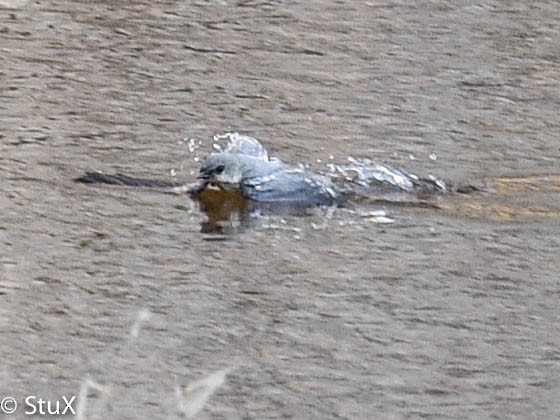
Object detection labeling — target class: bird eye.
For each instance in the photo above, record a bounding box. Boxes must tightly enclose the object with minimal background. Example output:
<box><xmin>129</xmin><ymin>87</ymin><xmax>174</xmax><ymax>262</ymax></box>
<box><xmin>215</xmin><ymin>165</ymin><xmax>225</xmax><ymax>174</ymax></box>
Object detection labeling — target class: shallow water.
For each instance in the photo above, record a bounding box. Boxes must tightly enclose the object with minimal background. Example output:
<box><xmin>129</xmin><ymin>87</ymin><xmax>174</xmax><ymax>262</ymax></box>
<box><xmin>1</xmin><ymin>1</ymin><xmax>560</xmax><ymax>419</ymax></box>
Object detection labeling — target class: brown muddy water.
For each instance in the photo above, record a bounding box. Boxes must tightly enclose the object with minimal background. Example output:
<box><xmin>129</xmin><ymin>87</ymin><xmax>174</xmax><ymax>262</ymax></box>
<box><xmin>1</xmin><ymin>1</ymin><xmax>559</xmax><ymax>419</ymax></box>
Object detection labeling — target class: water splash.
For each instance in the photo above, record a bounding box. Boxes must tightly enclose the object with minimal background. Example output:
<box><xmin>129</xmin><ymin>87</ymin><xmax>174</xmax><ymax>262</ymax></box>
<box><xmin>213</xmin><ymin>132</ymin><xmax>269</xmax><ymax>160</ymax></box>
<box><xmin>187</xmin><ymin>138</ymin><xmax>202</xmax><ymax>153</ymax></box>
<box><xmin>327</xmin><ymin>157</ymin><xmax>446</xmax><ymax>193</ymax></box>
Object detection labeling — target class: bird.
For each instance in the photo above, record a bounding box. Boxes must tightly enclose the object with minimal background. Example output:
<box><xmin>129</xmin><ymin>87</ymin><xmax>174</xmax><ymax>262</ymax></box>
<box><xmin>189</xmin><ymin>152</ymin><xmax>343</xmax><ymax>208</ymax></box>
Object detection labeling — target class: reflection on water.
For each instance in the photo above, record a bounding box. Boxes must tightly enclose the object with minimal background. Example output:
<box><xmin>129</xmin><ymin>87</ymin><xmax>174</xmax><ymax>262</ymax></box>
<box><xmin>494</xmin><ymin>175</ymin><xmax>560</xmax><ymax>193</ymax></box>
<box><xmin>440</xmin><ymin>201</ymin><xmax>560</xmax><ymax>222</ymax></box>
<box><xmin>195</xmin><ymin>187</ymin><xmax>250</xmax><ymax>234</ymax></box>
<box><xmin>439</xmin><ymin>175</ymin><xmax>560</xmax><ymax>222</ymax></box>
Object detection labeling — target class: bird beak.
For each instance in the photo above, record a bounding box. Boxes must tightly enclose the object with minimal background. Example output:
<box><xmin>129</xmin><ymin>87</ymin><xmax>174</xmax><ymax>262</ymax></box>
<box><xmin>197</xmin><ymin>169</ymin><xmax>212</xmax><ymax>180</ymax></box>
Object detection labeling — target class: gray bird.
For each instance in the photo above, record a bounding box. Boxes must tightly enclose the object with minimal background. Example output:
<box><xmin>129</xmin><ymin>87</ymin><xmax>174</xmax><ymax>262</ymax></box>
<box><xmin>190</xmin><ymin>152</ymin><xmax>343</xmax><ymax>207</ymax></box>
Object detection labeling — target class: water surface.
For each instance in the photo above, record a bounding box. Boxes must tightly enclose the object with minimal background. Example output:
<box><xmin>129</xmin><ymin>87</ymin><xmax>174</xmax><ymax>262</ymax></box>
<box><xmin>1</xmin><ymin>1</ymin><xmax>559</xmax><ymax>419</ymax></box>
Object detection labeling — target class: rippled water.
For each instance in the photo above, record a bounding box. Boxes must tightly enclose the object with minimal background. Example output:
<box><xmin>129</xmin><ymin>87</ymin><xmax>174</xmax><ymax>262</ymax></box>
<box><xmin>1</xmin><ymin>1</ymin><xmax>559</xmax><ymax>419</ymax></box>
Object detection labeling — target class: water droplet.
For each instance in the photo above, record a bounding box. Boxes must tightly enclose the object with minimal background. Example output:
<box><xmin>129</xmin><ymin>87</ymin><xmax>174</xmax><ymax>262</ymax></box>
<box><xmin>187</xmin><ymin>138</ymin><xmax>199</xmax><ymax>153</ymax></box>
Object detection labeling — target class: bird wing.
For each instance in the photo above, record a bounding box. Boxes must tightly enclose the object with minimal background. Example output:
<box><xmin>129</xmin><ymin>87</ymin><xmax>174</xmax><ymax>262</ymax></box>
<box><xmin>241</xmin><ymin>168</ymin><xmax>340</xmax><ymax>207</ymax></box>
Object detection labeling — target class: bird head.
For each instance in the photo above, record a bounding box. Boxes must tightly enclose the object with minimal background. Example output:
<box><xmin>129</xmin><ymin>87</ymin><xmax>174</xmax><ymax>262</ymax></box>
<box><xmin>197</xmin><ymin>153</ymin><xmax>244</xmax><ymax>191</ymax></box>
